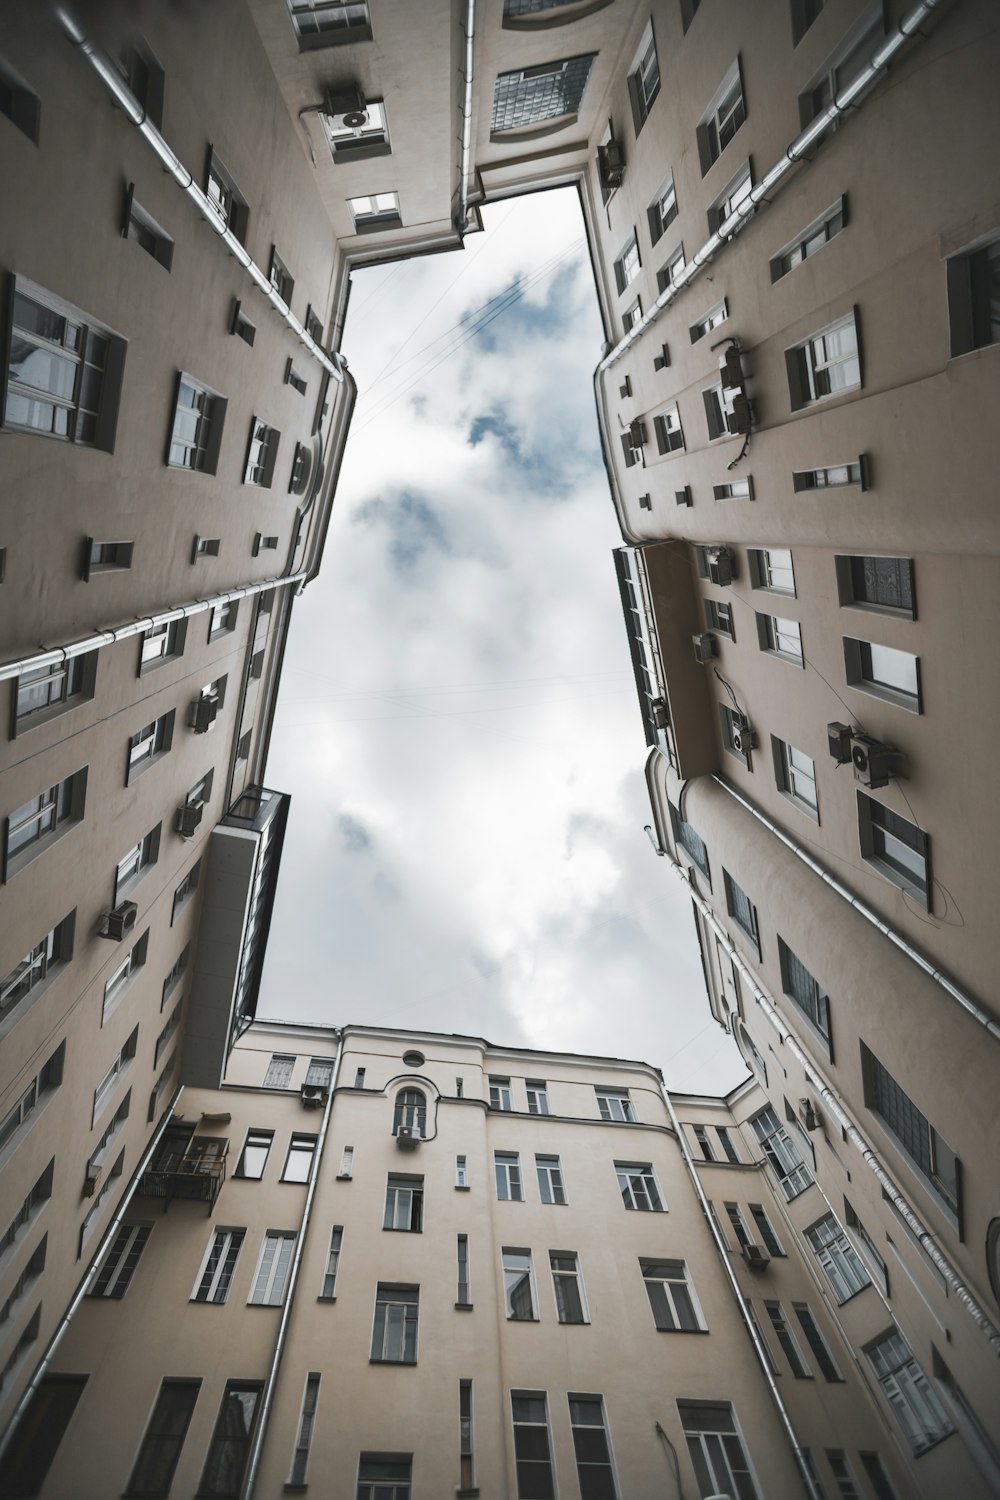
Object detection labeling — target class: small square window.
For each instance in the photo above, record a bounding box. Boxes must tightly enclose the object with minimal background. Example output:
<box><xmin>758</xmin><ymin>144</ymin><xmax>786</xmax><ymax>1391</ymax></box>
<box><xmin>348</xmin><ymin>192</ymin><xmax>401</xmax><ymax>233</ymax></box>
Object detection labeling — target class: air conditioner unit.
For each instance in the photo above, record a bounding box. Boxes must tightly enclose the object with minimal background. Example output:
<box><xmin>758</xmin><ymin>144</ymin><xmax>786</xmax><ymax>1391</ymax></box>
<box><xmin>102</xmin><ymin>900</ymin><xmax>138</xmax><ymax>942</ymax></box>
<box><xmin>600</xmin><ymin>137</ymin><xmax>626</xmax><ymax>189</ymax></box>
<box><xmin>725</xmin><ymin>393</ymin><xmax>754</xmax><ymax>435</ymax></box>
<box><xmin>619</xmin><ymin>376</ymin><xmax>632</xmax><ymax>400</ymax></box>
<box><xmin>176</xmin><ymin>802</ymin><xmax>204</xmax><ymax>839</ymax></box>
<box><xmin>300</xmin><ymin>1084</ymin><xmax>328</xmax><ymax>1109</ymax></box>
<box><xmin>396</xmin><ymin>1126</ymin><xmax>420</xmax><ymax>1151</ymax></box>
<box><xmin>628</xmin><ymin>418</ymin><xmax>646</xmax><ymax>447</ymax></box>
<box><xmin>653</xmin><ymin>344</ymin><xmax>670</xmax><ymax>372</ymax></box>
<box><xmin>692</xmin><ymin>632</ymin><xmax>718</xmax><ymax>664</ymax></box>
<box><xmin>83</xmin><ymin>1162</ymin><xmax>103</xmax><ymax>1197</ymax></box>
<box><xmin>731</xmin><ymin>712</ymin><xmax>756</xmax><ymax>756</ymax></box>
<box><xmin>798</xmin><ymin>1097</ymin><xmax>820</xmax><ymax>1132</ymax></box>
<box><xmin>707</xmin><ymin>546</ymin><xmax>735</xmax><ymax>587</ymax></box>
<box><xmin>675</xmin><ymin>486</ymin><xmax>692</xmax><ymax>507</ymax></box>
<box><xmin>827</xmin><ymin>721</ymin><xmax>854</xmax><ymax>764</ymax></box>
<box><xmin>850</xmin><ymin>733</ymin><xmax>899</xmax><ymax>790</ymax></box>
<box><xmin>324</xmin><ymin>85</ymin><xmax>368</xmax><ymax>132</ymax></box>
<box><xmin>742</xmin><ymin>1243</ymin><xmax>771</xmax><ymax>1271</ymax></box>
<box><xmin>650</xmin><ymin>697</ymin><xmax>669</xmax><ymax>729</ymax></box>
<box><xmin>718</xmin><ymin>344</ymin><xmax>745</xmax><ymax>391</ymax></box>
<box><xmin>191</xmin><ymin>694</ymin><xmax>219</xmax><ymax>733</ymax></box>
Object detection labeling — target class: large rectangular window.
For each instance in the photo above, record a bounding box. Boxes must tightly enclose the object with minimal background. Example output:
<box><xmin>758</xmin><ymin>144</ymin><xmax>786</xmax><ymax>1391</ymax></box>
<box><xmin>90</xmin><ymin>1222</ymin><xmax>151</xmax><ymax>1300</ymax></box>
<box><xmin>371</xmin><ymin>1284</ymin><xmax>418</xmax><ymax>1363</ymax></box>
<box><xmin>288</xmin><ymin>1373</ymin><xmax>321</xmax><ymax>1488</ymax></box>
<box><xmin>248</xmin><ymin>1230</ymin><xmax>295</xmax><ymax>1305</ymax></box>
<box><xmin>844</xmin><ymin>637</ymin><xmax>921</xmax><ymax>711</ymax></box>
<box><xmin>865</xmin><ymin>1328</ymin><xmax>953</xmax><ymax>1455</ymax></box>
<box><xmin>198</xmin><ymin>1382</ymin><xmax>263</xmax><ymax>1497</ymax></box>
<box><xmin>205</xmin><ymin>150</ymin><xmax>249</xmax><ymax>242</ymax></box>
<box><xmin>0</xmin><ymin>1374</ymin><xmax>88</xmax><ymax>1498</ymax></box>
<box><xmin>806</xmin><ymin>1213</ymin><xmax>871</xmax><ymax>1303</ymax></box>
<box><xmin>4</xmin><ymin>281</ymin><xmax>124</xmax><ymax>450</ymax></box>
<box><xmin>5</xmin><ymin>768</ymin><xmax>87</xmax><ymax>879</ymax></box>
<box><xmin>641</xmin><ymin>1259</ymin><xmax>705</xmax><ymax>1332</ymax></box>
<box><xmin>764</xmin><ymin>1301</ymin><xmax>811</xmax><ymax>1378</ymax></box>
<box><xmin>491</xmin><ymin>54</ymin><xmax>596</xmax><ymax>133</ymax></box>
<box><xmin>550</xmin><ymin>1252</ymin><xmax>587</xmax><ymax>1324</ymax></box>
<box><xmin>595</xmin><ymin>1088</ymin><xmax>634</xmax><ymax>1123</ymax></box>
<box><xmin>525</xmin><ymin>1080</ymin><xmax>550</xmax><ymax>1115</ymax></box>
<box><xmin>535</xmin><ymin>1155</ymin><xmax>565</xmax><ymax>1205</ymax></box>
<box><xmin>947</xmin><ymin>233</ymin><xmax>1000</xmax><ymax>356</ymax></box>
<box><xmin>795</xmin><ymin>1304</ymin><xmax>843</xmax><ymax>1382</ymax></box>
<box><xmin>857</xmin><ymin>794</ymin><xmax>931</xmax><ymax>908</ymax></box>
<box><xmin>786</xmin><ymin>312</ymin><xmax>861</xmax><ymax>409</ymax></box>
<box><xmin>192</xmin><ymin>1228</ymin><xmax>245</xmax><ymax>1304</ymax></box>
<box><xmin>489</xmin><ymin>1076</ymin><xmax>513</xmax><ymax>1111</ymax></box>
<box><xmin>495</xmin><ymin>1152</ymin><xmax>523</xmax><ymax>1201</ymax></box>
<box><xmin>615</xmin><ymin>1162</ymin><xmax>663</xmax><ymax>1212</ymax></box>
<box><xmin>15</xmin><ymin>652</ymin><xmax>96</xmax><ymax>732</ymax></box>
<box><xmin>167</xmin><ymin>373</ymin><xmax>226</xmax><ymax>473</ymax></box>
<box><xmin>677</xmin><ymin>1401</ymin><xmax>760</xmax><ymax>1499</ymax></box>
<box><xmin>235</xmin><ymin>1129</ymin><xmax>273</xmax><ymax>1181</ymax></box>
<box><xmin>503</xmin><ymin>1248</ymin><xmax>537</xmax><ymax>1321</ymax></box>
<box><xmin>124</xmin><ymin>1378</ymin><xmax>201</xmax><ymax>1498</ymax></box>
<box><xmin>384</xmin><ymin>1173</ymin><xmax>423</xmax><ymax>1231</ymax></box>
<box><xmin>356</xmin><ymin>1453</ymin><xmax>411</xmax><ymax>1498</ymax></box>
<box><xmin>511</xmin><ymin>1392</ymin><xmax>554</xmax><ymax>1500</ymax></box>
<box><xmin>569</xmin><ymin>1395</ymin><xmax>617</xmax><ymax>1498</ymax></box>
<box><xmin>836</xmin><ymin>555</ymin><xmax>915</xmax><ymax>616</ymax></box>
<box><xmin>750</xmin><ymin>1107</ymin><xmax>812</xmax><ymax>1200</ymax></box>
<box><xmin>778</xmin><ymin>938</ymin><xmax>830</xmax><ymax>1047</ymax></box>
<box><xmin>282</xmin><ymin>1134</ymin><xmax>317</xmax><ymax>1183</ymax></box>
<box><xmin>697</xmin><ymin>59</ymin><xmax>746</xmax><ymax>173</ymax></box>
<box><xmin>723</xmin><ymin>872</ymin><xmax>760</xmax><ymax>956</ymax></box>
<box><xmin>772</xmin><ymin>739</ymin><xmax>818</xmax><ymax>819</ymax></box>
<box><xmin>126</xmin><ymin>711</ymin><xmax>174</xmax><ymax>783</ymax></box>
<box><xmin>1</xmin><ymin>911</ymin><xmax>74</xmax><ymax>1028</ymax></box>
<box><xmin>627</xmin><ymin>22</ymin><xmax>660</xmax><ymax>133</ymax></box>
<box><xmin>757</xmin><ymin>613</ymin><xmax>803</xmax><ymax>665</ymax></box>
<box><xmin>861</xmin><ymin>1044</ymin><xmax>959</xmax><ymax>1220</ymax></box>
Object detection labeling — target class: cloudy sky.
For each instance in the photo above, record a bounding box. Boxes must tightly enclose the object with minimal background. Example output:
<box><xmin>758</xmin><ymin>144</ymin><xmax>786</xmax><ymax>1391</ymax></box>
<box><xmin>259</xmin><ymin>188</ymin><xmax>746</xmax><ymax>1095</ymax></box>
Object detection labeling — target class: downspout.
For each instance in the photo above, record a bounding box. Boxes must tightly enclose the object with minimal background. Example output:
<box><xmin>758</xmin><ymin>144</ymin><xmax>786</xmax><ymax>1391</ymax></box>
<box><xmin>455</xmin><ymin>0</ymin><xmax>476</xmax><ymax>234</ymax></box>
<box><xmin>0</xmin><ymin>1086</ymin><xmax>185</xmax><ymax>1463</ymax></box>
<box><xmin>593</xmin><ymin>364</ymin><xmax>643</xmax><ymax>545</ymax></box>
<box><xmin>657</xmin><ymin>1079</ymin><xmax>825</xmax><ymax>1500</ymax></box>
<box><xmin>0</xmin><ymin>570</ymin><xmax>307</xmax><ymax>686</ymax></box>
<box><xmin>53</xmin><ymin>7</ymin><xmax>343</xmax><ymax>383</ymax></box>
<box><xmin>596</xmin><ymin>0</ymin><xmax>945</xmax><ymax>374</ymax></box>
<box><xmin>650</xmin><ymin>833</ymin><xmax>1000</xmax><ymax>1357</ymax></box>
<box><xmin>712</xmin><ymin>775</ymin><xmax>1000</xmax><ymax>1046</ymax></box>
<box><xmin>241</xmin><ymin>1029</ymin><xmax>344</xmax><ymax>1498</ymax></box>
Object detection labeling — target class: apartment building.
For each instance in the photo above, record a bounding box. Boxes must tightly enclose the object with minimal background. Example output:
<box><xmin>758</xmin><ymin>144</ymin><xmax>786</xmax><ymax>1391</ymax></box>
<box><xmin>0</xmin><ymin>1022</ymin><xmax>957</xmax><ymax>1499</ymax></box>
<box><xmin>587</xmin><ymin>0</ymin><xmax>1000</xmax><ymax>1487</ymax></box>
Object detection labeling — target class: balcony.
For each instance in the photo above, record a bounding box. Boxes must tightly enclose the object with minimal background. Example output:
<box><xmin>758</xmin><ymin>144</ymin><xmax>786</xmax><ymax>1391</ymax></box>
<box><xmin>138</xmin><ymin>1125</ymin><xmax>229</xmax><ymax>1214</ymax></box>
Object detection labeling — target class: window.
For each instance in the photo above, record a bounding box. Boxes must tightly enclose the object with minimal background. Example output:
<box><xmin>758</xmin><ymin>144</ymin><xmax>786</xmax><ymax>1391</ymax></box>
<box><xmin>857</xmin><ymin>794</ymin><xmax>931</xmax><ymax>906</ymax></box>
<box><xmin>338</xmin><ymin>1146</ymin><xmax>354</xmax><ymax>1177</ymax></box>
<box><xmin>750</xmin><ymin>1107</ymin><xmax>812</xmax><ymax>1200</ymax></box>
<box><xmin>126</xmin><ymin>710</ymin><xmax>174</xmax><ymax>782</ymax></box>
<box><xmin>647</xmin><ymin>172</ymin><xmax>677</xmax><ymax>245</ymax></box>
<box><xmin>93</xmin><ymin>1027</ymin><xmax>138</xmax><ymax>1124</ymax></box>
<box><xmin>199</xmin><ymin>1382</ymin><xmax>263</xmax><ymax>1497</ymax></box>
<box><xmin>205</xmin><ymin>149</ymin><xmax>249</xmax><ymax>243</ymax></box>
<box><xmin>15</xmin><ymin>651</ymin><xmax>96</xmax><ymax>730</ymax></box>
<box><xmin>124</xmin><ymin>1379</ymin><xmax>200</xmax><ymax>1498</ymax></box>
<box><xmin>765</xmin><ymin>1301</ymin><xmax>811</xmax><ymax>1377</ymax></box>
<box><xmin>705</xmin><ymin>599</ymin><xmax>734</xmax><ymax>639</ymax></box>
<box><xmin>348</xmin><ymin>192</ymin><xmax>402</xmax><ymax>232</ymax></box>
<box><xmin>0</xmin><ymin>1160</ymin><xmax>53</xmax><ymax>1267</ymax></box>
<box><xmin>723</xmin><ymin>871</ymin><xmax>760</xmax><ymax>955</ymax></box>
<box><xmin>837</xmin><ymin>555</ymin><xmax>915</xmax><ymax>617</ymax></box>
<box><xmin>491</xmin><ymin>54</ymin><xmax>596</xmax><ymax>133</ymax></box>
<box><xmin>5</xmin><ymin>767</ymin><xmax>87</xmax><ymax>880</ymax></box>
<box><xmin>304</xmin><ymin>305</ymin><xmax>324</xmax><ymax>345</ymax></box>
<box><xmin>288</xmin><ymin>0</ymin><xmax>372</xmax><ymax>46</ymax></box>
<box><xmin>865</xmin><ymin>1328</ymin><xmax>953</xmax><ymax>1455</ymax></box>
<box><xmin>457</xmin><ymin>1234</ymin><xmax>471</xmax><ymax>1306</ymax></box>
<box><xmin>715</xmin><ymin>1127</ymin><xmax>739</xmax><ymax>1163</ymax></box>
<box><xmin>535</xmin><ymin>1155</ymin><xmax>565</xmax><ymax>1205</ymax></box>
<box><xmin>384</xmin><ymin>1173</ymin><xmax>423</xmax><ymax>1231</ymax></box>
<box><xmin>691</xmin><ymin>299</ymin><xmax>728</xmax><ymax>343</ymax></box>
<box><xmin>786</xmin><ymin>312</ymin><xmax>861</xmax><ymax>410</ymax></box>
<box><xmin>193</xmin><ymin>1228</ymin><xmax>245</xmax><ymax>1304</ymax></box>
<box><xmin>0</xmin><ymin>54</ymin><xmax>40</xmax><ymax>142</ymax></box>
<box><xmin>511</xmin><ymin>1393</ymin><xmax>554</xmax><ymax>1500</ymax></box>
<box><xmin>154</xmin><ymin>1005</ymin><xmax>181</xmax><ymax>1068</ymax></box>
<box><xmin>668</xmin><ymin>804</ymin><xmax>710</xmax><ymax>880</ymax></box>
<box><xmin>678</xmin><ymin>1401</ymin><xmax>760</xmax><ymax>1500</ymax></box>
<box><xmin>171</xmin><ymin>861</ymin><xmax>200</xmax><ymax>923</ymax></box>
<box><xmin>806</xmin><ymin>1213</ymin><xmax>871</xmax><ymax>1303</ymax></box>
<box><xmin>697</xmin><ymin>59</ymin><xmax>746</xmax><ymax>173</ymax></box>
<box><xmin>167</xmin><ymin>372</ymin><xmax>226</xmax><ymax>472</ymax></box>
<box><xmin>371</xmin><ymin>1284</ymin><xmax>418</xmax><ymax>1363</ymax></box>
<box><xmin>267</xmin><ymin>247</ymin><xmax>294</xmax><ymax>304</ymax></box>
<box><xmin>495</xmin><ymin>1151</ymin><xmax>522</xmax><ymax>1201</ymax></box>
<box><xmin>0</xmin><ymin>1374</ymin><xmax>87</xmax><ymax>1498</ymax></box>
<box><xmin>793</xmin><ymin>1304</ymin><xmax>842</xmax><ymax>1382</ymax></box>
<box><xmin>693</xmin><ymin>1125</ymin><xmax>715</xmax><ymax>1161</ymax></box>
<box><xmin>243</xmin><ymin>419</ymin><xmax>280</xmax><ymax>487</ymax></box>
<box><xmin>503</xmin><ymin>1248</ymin><xmax>537</xmax><ymax>1320</ymax></box>
<box><xmin>702</xmin><ymin>382</ymin><xmax>727</xmax><ymax>439</ymax></box>
<box><xmin>947</xmin><ymin>233</ymin><xmax>1000</xmax><ymax>355</ymax></box>
<box><xmin>0</xmin><ymin>1045</ymin><xmax>63</xmax><ymax>1156</ymax></box>
<box><xmin>234</xmin><ymin>1130</ymin><xmax>273</xmax><ymax>1181</ymax></box>
<box><xmin>320</xmin><ymin>1226</ymin><xmax>343</xmax><ymax>1298</ymax></box>
<box><xmin>777</xmin><ymin>939</ymin><xmax>830</xmax><ymax>1047</ymax></box>
<box><xmin>282</xmin><ymin>1133</ymin><xmax>317</xmax><ymax>1184</ymax></box>
<box><xmin>825</xmin><ymin>1451</ymin><xmax>863</xmax><ymax>1498</ymax></box>
<box><xmin>113</xmin><ymin>827</ymin><xmax>159</xmax><ymax>905</ymax></box>
<box><xmin>393</xmin><ymin>1088</ymin><xmax>427</xmax><ymax>1137</ymax></box>
<box><xmin>489</xmin><ymin>1076</ymin><xmax>513</xmax><ymax>1111</ymax></box>
<box><xmin>757</xmin><ymin>612</ymin><xmax>803</xmax><ymax>666</ymax></box>
<box><xmin>230</xmin><ymin>299</ymin><xmax>256</xmax><ymax>346</ymax></box>
<box><xmin>793</xmin><ymin>458</ymin><xmax>867</xmax><ymax>491</ymax></box>
<box><xmin>596</xmin><ymin>1087</ymin><xmax>634</xmax><ymax>1123</ymax></box>
<box><xmin>622</xmin><ymin>296</ymin><xmax>642</xmax><ymax>335</ymax></box>
<box><xmin>289</xmin><ymin>440</ymin><xmax>311</xmax><ymax>495</ymax></box>
<box><xmin>708</xmin><ymin>160</ymin><xmax>753</xmax><ymax>235</ymax></box>
<box><xmin>615</xmin><ymin>1161</ymin><xmax>663</xmax><ymax>1211</ymax></box>
<box><xmin>800</xmin><ymin>9</ymin><xmax>884</xmax><ymax>126</ymax></box>
<box><xmin>620</xmin><ymin>423</ymin><xmax>644</xmax><ymax>467</ymax></box>
<box><xmin>772</xmin><ymin>738</ymin><xmax>818</xmax><ymax>818</ymax></box>
<box><xmin>457</xmin><ymin>1380</ymin><xmax>475</xmax><ymax>1491</ymax></box>
<box><xmin>249</xmin><ymin>1230</ymin><xmax>295</xmax><ymax>1305</ymax></box>
<box><xmin>749</xmin><ymin>547</ymin><xmax>794</xmax><ymax>594</ymax></box>
<box><xmin>253</xmin><ymin>534</ymin><xmax>279</xmax><ymax>557</ymax></box>
<box><xmin>771</xmin><ymin>197</ymin><xmax>847</xmax><ymax>281</ymax></box>
<box><xmin>613</xmin><ymin>235</ymin><xmax>640</xmax><ymax>296</ymax></box>
<box><xmin>525</xmin><ymin>1080</ymin><xmax>550</xmax><ymax>1115</ymax></box>
<box><xmin>844</xmin><ymin>637</ymin><xmax>921</xmax><ymax>713</ymax></box>
<box><xmin>0</xmin><ymin>1237</ymin><xmax>46</xmax><ymax>1327</ymax></box>
<box><xmin>653</xmin><ymin>403</ymin><xmax>684</xmax><ymax>454</ymax></box>
<box><xmin>102</xmin><ymin>930</ymin><xmax>149</xmax><ymax>1022</ymax></box>
<box><xmin>0</xmin><ymin>912</ymin><xmax>74</xmax><ymax>1026</ymax></box>
<box><xmin>861</xmin><ymin>1044</ymin><xmax>958</xmax><ymax>1219</ymax></box>
<box><xmin>160</xmin><ymin>943</ymin><xmax>189</xmax><ymax>1009</ymax></box>
<box><xmin>656</xmin><ymin>243</ymin><xmax>685</xmax><ymax>294</ymax></box>
<box><xmin>357</xmin><ymin>1453</ymin><xmax>411</xmax><ymax>1499</ymax></box>
<box><xmin>641</xmin><ymin>1258</ymin><xmax>705</xmax><ymax>1332</ymax></box>
<box><xmin>4</xmin><ymin>280</ymin><xmax>125</xmax><ymax>450</ymax></box>
<box><xmin>288</xmin><ymin>1373</ymin><xmax>321</xmax><ymax>1488</ymax></box>
<box><xmin>568</xmin><ymin>1396</ymin><xmax>616</xmax><ymax>1498</ymax></box>
<box><xmin>725</xmin><ymin>1202</ymin><xmax>750</xmax><ymax>1247</ymax></box>
<box><xmin>205</xmin><ymin>602</ymin><xmax>237</xmax><ymax>644</ymax></box>
<box><xmin>543</xmin><ymin>1252</ymin><xmax>586</xmax><ymax>1325</ymax></box>
<box><xmin>713</xmin><ymin>478</ymin><xmax>753</xmax><ymax>502</ymax></box>
<box><xmin>123</xmin><ymin>185</ymin><xmax>174</xmax><ymax>271</ymax></box>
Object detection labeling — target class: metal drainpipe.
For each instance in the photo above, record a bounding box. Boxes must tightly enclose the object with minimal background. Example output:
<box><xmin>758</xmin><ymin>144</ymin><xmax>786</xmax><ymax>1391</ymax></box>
<box><xmin>652</xmin><ymin>837</ymin><xmax>1000</xmax><ymax>1357</ymax></box>
<box><xmin>595</xmin><ymin>0</ymin><xmax>944</xmax><ymax>374</ymax></box>
<box><xmin>657</xmin><ymin>1080</ymin><xmax>825</xmax><ymax>1500</ymax></box>
<box><xmin>241</xmin><ymin>1029</ymin><xmax>344</xmax><ymax>1498</ymax></box>
<box><xmin>456</xmin><ymin>0</ymin><xmax>477</xmax><ymax>234</ymax></box>
<box><xmin>592</xmin><ymin>364</ymin><xmax>643</xmax><ymax>545</ymax></box>
<box><xmin>0</xmin><ymin>1086</ymin><xmax>185</xmax><ymax>1463</ymax></box>
<box><xmin>0</xmin><ymin>570</ymin><xmax>307</xmax><ymax>686</ymax></box>
<box><xmin>53</xmin><ymin>8</ymin><xmax>343</xmax><ymax>383</ymax></box>
<box><xmin>711</xmin><ymin>776</ymin><xmax>1000</xmax><ymax>1046</ymax></box>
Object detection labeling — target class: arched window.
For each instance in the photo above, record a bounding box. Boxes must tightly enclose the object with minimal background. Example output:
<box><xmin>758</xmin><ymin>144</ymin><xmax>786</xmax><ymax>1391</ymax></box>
<box><xmin>393</xmin><ymin>1089</ymin><xmax>427</xmax><ymax>1138</ymax></box>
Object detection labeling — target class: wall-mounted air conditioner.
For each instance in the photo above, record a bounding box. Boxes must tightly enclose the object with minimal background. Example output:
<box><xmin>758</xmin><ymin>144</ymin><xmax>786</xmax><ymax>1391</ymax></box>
<box><xmin>176</xmin><ymin>803</ymin><xmax>204</xmax><ymax>839</ymax></box>
<box><xmin>102</xmin><ymin>900</ymin><xmax>138</xmax><ymax>942</ymax></box>
<box><xmin>731</xmin><ymin>712</ymin><xmax>756</xmax><ymax>756</ymax></box>
<box><xmin>692</xmin><ymin>633</ymin><xmax>718</xmax><ymax>664</ymax></box>
<box><xmin>850</xmin><ymin>733</ymin><xmax>900</xmax><ymax>790</ymax></box>
<box><xmin>707</xmin><ymin>546</ymin><xmax>735</xmax><ymax>586</ymax></box>
<box><xmin>798</xmin><ymin>1098</ymin><xmax>820</xmax><ymax>1132</ymax></box>
<box><xmin>742</xmin><ymin>1243</ymin><xmax>770</xmax><ymax>1270</ymax></box>
<box><xmin>396</xmin><ymin>1126</ymin><xmax>420</xmax><ymax>1151</ymax></box>
<box><xmin>301</xmin><ymin>1084</ymin><xmax>328</xmax><ymax>1109</ymax></box>
<box><xmin>324</xmin><ymin>86</ymin><xmax>368</xmax><ymax>132</ymax></box>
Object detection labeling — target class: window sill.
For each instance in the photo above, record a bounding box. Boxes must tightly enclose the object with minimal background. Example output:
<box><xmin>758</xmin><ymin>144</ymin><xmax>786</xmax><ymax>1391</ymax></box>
<box><xmin>369</xmin><ymin>1358</ymin><xmax>417</xmax><ymax>1366</ymax></box>
<box><xmin>317</xmin><ymin>1295</ymin><xmax>336</xmax><ymax>1302</ymax></box>
<box><xmin>777</xmin><ymin>791</ymin><xmax>820</xmax><ymax>824</ymax></box>
<box><xmin>454</xmin><ymin>1184</ymin><xmax>470</xmax><ymax>1192</ymax></box>
<box><xmin>455</xmin><ymin>1302</ymin><xmax>474</xmax><ymax>1311</ymax></box>
<box><xmin>655</xmin><ymin>1326</ymin><xmax>710</xmax><ymax>1334</ymax></box>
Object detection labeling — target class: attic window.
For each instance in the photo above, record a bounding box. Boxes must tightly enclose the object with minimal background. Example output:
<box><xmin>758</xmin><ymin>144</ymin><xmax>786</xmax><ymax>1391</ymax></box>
<box><xmin>402</xmin><ymin>1050</ymin><xmax>425</xmax><ymax>1068</ymax></box>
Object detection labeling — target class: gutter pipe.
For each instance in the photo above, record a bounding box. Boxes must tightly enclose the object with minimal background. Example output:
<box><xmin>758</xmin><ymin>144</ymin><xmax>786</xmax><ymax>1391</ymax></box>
<box><xmin>0</xmin><ymin>1087</ymin><xmax>185</xmax><ymax>1463</ymax></box>
<box><xmin>456</xmin><ymin>0</ymin><xmax>477</xmax><ymax>234</ymax></box>
<box><xmin>657</xmin><ymin>1079</ymin><xmax>825</xmax><ymax>1500</ymax></box>
<box><xmin>649</xmin><ymin>828</ymin><xmax>1000</xmax><ymax>1358</ymax></box>
<box><xmin>241</xmin><ymin>1030</ymin><xmax>345</xmax><ymax>1498</ymax></box>
<box><xmin>596</xmin><ymin>0</ymin><xmax>944</xmax><ymax>374</ymax></box>
<box><xmin>54</xmin><ymin>7</ymin><xmax>344</xmax><ymax>383</ymax></box>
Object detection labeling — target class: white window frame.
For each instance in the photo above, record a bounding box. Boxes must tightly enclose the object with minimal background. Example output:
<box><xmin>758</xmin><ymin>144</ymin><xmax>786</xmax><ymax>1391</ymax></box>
<box><xmin>613</xmin><ymin>235</ymin><xmax>641</xmax><ymax>297</ymax></box>
<box><xmin>806</xmin><ymin>1213</ymin><xmax>872</xmax><ymax>1303</ymax></box>
<box><xmin>489</xmin><ymin>1077</ymin><xmax>513</xmax><ymax>1111</ymax></box>
<box><xmin>697</xmin><ymin>59</ymin><xmax>746</xmax><ymax>173</ymax></box>
<box><xmin>348</xmin><ymin>192</ymin><xmax>401</xmax><ymax>231</ymax></box>
<box><xmin>384</xmin><ymin>1173</ymin><xmax>423</xmax><ymax>1232</ymax></box>
<box><xmin>709</xmin><ymin>160</ymin><xmax>753</xmax><ymax>234</ymax></box>
<box><xmin>249</xmin><ymin>1229</ymin><xmax>296</xmax><ymax>1305</ymax></box>
<box><xmin>647</xmin><ymin>172</ymin><xmax>677</xmax><ymax>245</ymax></box>
<box><xmin>192</xmin><ymin>1226</ymin><xmax>245</xmax><ymax>1304</ymax></box>
<box><xmin>641</xmin><ymin>1258</ymin><xmax>706</xmax><ymax>1332</ymax></box>
<box><xmin>786</xmin><ymin>312</ymin><xmax>861</xmax><ymax>410</ymax></box>
<box><xmin>750</xmin><ymin>1106</ymin><xmax>812</xmax><ymax>1200</ymax></box>
<box><xmin>321</xmin><ymin>1226</ymin><xmax>343</xmax><ymax>1298</ymax></box>
<box><xmin>495</xmin><ymin>1151</ymin><xmax>523</xmax><ymax>1201</ymax></box>
<box><xmin>502</xmin><ymin>1247</ymin><xmax>537</xmax><ymax>1321</ymax></box>
<box><xmin>550</xmin><ymin>1252</ymin><xmax>589</xmax><ymax>1324</ymax></box>
<box><xmin>749</xmin><ymin>547</ymin><xmax>795</xmax><ymax>595</ymax></box>
<box><xmin>370</xmin><ymin>1283</ymin><xmax>419</xmax><ymax>1363</ymax></box>
<box><xmin>525</xmin><ymin>1081</ymin><xmax>550</xmax><ymax>1115</ymax></box>
<box><xmin>596</xmin><ymin>1088</ymin><xmax>635</xmax><ymax>1123</ymax></box>
<box><xmin>757</xmin><ymin>612</ymin><xmax>803</xmax><ymax>665</ymax></box>
<box><xmin>678</xmin><ymin>1401</ymin><xmax>761</xmax><ymax>1499</ymax></box>
<box><xmin>628</xmin><ymin>21</ymin><xmax>660</xmax><ymax>133</ymax></box>
<box><xmin>865</xmin><ymin>1328</ymin><xmax>953</xmax><ymax>1455</ymax></box>
<box><xmin>535</xmin><ymin>1154</ymin><xmax>566</xmax><ymax>1205</ymax></box>
<box><xmin>167</xmin><ymin>372</ymin><xmax>226</xmax><ymax>473</ymax></box>
<box><xmin>615</xmin><ymin>1161</ymin><xmax>664</xmax><ymax>1212</ymax></box>
<box><xmin>772</xmin><ymin>737</ymin><xmax>818</xmax><ymax>819</ymax></box>
<box><xmin>4</xmin><ymin>278</ymin><xmax>123</xmax><ymax>451</ymax></box>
